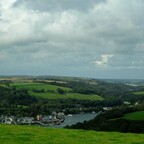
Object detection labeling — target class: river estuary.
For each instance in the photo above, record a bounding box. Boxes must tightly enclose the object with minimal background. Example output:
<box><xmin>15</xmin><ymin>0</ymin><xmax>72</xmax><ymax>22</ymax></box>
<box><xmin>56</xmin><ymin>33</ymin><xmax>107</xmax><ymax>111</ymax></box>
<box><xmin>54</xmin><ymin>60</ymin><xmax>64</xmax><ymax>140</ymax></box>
<box><xmin>50</xmin><ymin>113</ymin><xmax>98</xmax><ymax>128</ymax></box>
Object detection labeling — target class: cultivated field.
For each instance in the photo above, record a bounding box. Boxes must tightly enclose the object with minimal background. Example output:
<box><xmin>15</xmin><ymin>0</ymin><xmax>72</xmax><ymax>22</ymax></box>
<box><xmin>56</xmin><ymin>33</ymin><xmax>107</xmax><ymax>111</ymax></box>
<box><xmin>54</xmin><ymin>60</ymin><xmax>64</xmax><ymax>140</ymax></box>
<box><xmin>11</xmin><ymin>82</ymin><xmax>71</xmax><ymax>92</ymax></box>
<box><xmin>10</xmin><ymin>82</ymin><xmax>103</xmax><ymax>101</ymax></box>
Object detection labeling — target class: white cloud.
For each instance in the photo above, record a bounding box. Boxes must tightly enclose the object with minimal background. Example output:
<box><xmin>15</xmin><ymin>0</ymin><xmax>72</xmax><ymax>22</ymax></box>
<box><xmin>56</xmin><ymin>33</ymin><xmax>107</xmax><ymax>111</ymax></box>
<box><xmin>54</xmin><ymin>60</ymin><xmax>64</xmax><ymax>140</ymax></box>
<box><xmin>94</xmin><ymin>54</ymin><xmax>113</xmax><ymax>67</ymax></box>
<box><xmin>0</xmin><ymin>0</ymin><xmax>17</xmax><ymax>11</ymax></box>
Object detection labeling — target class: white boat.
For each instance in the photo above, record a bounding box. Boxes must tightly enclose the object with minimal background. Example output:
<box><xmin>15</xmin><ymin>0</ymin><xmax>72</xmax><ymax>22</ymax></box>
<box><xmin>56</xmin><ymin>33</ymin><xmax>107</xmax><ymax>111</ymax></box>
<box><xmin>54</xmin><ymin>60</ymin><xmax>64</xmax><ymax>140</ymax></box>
<box><xmin>67</xmin><ymin>114</ymin><xmax>73</xmax><ymax>117</ymax></box>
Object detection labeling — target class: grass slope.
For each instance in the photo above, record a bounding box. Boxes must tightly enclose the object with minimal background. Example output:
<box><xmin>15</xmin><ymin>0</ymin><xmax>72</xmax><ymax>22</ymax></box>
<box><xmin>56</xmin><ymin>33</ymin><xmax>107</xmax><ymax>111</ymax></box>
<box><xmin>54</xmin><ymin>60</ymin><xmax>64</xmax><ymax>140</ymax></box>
<box><xmin>11</xmin><ymin>83</ymin><xmax>71</xmax><ymax>92</ymax></box>
<box><xmin>133</xmin><ymin>91</ymin><xmax>144</xmax><ymax>95</ymax></box>
<box><xmin>11</xmin><ymin>82</ymin><xmax>103</xmax><ymax>101</ymax></box>
<box><xmin>30</xmin><ymin>92</ymin><xmax>103</xmax><ymax>100</ymax></box>
<box><xmin>0</xmin><ymin>125</ymin><xmax>144</xmax><ymax>144</ymax></box>
<box><xmin>0</xmin><ymin>84</ymin><xmax>8</xmax><ymax>88</ymax></box>
<box><xmin>123</xmin><ymin>111</ymin><xmax>144</xmax><ymax>121</ymax></box>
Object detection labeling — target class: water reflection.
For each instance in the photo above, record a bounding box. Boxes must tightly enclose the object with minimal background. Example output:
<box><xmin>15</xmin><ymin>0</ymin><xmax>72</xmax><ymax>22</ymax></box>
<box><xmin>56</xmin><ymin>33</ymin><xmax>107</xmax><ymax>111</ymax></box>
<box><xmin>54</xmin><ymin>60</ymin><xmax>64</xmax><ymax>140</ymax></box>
<box><xmin>50</xmin><ymin>113</ymin><xmax>98</xmax><ymax>128</ymax></box>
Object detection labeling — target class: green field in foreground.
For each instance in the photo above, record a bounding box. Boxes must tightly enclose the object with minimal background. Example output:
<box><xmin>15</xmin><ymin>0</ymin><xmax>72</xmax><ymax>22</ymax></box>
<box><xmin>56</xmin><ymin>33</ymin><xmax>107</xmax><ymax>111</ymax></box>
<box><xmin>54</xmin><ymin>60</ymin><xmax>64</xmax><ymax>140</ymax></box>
<box><xmin>0</xmin><ymin>125</ymin><xmax>144</xmax><ymax>144</ymax></box>
<box><xmin>123</xmin><ymin>111</ymin><xmax>144</xmax><ymax>121</ymax></box>
<box><xmin>11</xmin><ymin>82</ymin><xmax>103</xmax><ymax>101</ymax></box>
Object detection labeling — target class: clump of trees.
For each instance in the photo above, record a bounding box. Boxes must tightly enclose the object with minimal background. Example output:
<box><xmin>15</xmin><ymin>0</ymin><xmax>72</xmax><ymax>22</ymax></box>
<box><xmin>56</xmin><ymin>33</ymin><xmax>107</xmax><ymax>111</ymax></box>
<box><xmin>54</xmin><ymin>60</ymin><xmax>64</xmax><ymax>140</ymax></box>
<box><xmin>57</xmin><ymin>88</ymin><xmax>65</xmax><ymax>94</ymax></box>
<box><xmin>66</xmin><ymin>105</ymin><xmax>144</xmax><ymax>133</ymax></box>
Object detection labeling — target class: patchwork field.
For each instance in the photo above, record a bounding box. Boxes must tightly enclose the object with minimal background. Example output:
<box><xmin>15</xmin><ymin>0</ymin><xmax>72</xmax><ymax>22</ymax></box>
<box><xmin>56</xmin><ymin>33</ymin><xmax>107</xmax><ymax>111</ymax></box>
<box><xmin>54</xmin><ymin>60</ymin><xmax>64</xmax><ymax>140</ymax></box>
<box><xmin>11</xmin><ymin>82</ymin><xmax>103</xmax><ymax>101</ymax></box>
<box><xmin>0</xmin><ymin>125</ymin><xmax>144</xmax><ymax>144</ymax></box>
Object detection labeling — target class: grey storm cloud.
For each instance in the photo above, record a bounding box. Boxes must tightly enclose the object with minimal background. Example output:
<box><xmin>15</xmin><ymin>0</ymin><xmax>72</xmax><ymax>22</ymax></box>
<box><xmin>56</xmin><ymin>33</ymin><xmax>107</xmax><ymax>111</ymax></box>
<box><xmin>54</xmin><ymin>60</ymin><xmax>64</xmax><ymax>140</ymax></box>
<box><xmin>0</xmin><ymin>0</ymin><xmax>144</xmax><ymax>78</ymax></box>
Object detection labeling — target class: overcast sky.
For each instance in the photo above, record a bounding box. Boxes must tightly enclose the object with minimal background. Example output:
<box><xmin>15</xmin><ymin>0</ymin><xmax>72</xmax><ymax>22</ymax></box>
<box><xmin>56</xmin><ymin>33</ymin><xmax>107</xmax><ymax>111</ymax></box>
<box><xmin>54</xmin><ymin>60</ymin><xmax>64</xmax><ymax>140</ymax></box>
<box><xmin>0</xmin><ymin>0</ymin><xmax>144</xmax><ymax>79</ymax></box>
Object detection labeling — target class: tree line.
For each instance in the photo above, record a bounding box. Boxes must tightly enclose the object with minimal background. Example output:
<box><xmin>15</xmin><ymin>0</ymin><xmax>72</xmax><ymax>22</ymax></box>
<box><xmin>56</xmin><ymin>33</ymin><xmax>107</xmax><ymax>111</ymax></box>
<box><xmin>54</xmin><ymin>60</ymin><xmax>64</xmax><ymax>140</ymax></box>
<box><xmin>66</xmin><ymin>105</ymin><xmax>144</xmax><ymax>133</ymax></box>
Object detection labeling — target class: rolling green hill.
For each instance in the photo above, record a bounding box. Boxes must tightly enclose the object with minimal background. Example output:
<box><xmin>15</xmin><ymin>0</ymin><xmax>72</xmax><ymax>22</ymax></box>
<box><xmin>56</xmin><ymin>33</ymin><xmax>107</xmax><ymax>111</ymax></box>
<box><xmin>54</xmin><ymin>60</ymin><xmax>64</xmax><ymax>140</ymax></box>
<box><xmin>30</xmin><ymin>92</ymin><xmax>103</xmax><ymax>100</ymax></box>
<box><xmin>0</xmin><ymin>125</ymin><xmax>144</xmax><ymax>144</ymax></box>
<box><xmin>11</xmin><ymin>82</ymin><xmax>71</xmax><ymax>92</ymax></box>
<box><xmin>123</xmin><ymin>111</ymin><xmax>144</xmax><ymax>121</ymax></box>
<box><xmin>133</xmin><ymin>91</ymin><xmax>144</xmax><ymax>95</ymax></box>
<box><xmin>11</xmin><ymin>82</ymin><xmax>103</xmax><ymax>101</ymax></box>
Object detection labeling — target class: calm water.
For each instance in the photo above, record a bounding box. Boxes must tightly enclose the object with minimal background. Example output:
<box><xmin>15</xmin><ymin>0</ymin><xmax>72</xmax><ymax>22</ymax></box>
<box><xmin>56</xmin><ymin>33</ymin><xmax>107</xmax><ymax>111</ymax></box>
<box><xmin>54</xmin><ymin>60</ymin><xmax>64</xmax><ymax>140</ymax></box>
<box><xmin>51</xmin><ymin>113</ymin><xmax>98</xmax><ymax>128</ymax></box>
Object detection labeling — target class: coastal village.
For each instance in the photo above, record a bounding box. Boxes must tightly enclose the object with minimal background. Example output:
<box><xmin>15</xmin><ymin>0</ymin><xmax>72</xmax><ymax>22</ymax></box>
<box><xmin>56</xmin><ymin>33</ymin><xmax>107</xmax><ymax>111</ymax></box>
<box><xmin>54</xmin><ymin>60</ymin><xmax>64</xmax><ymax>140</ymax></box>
<box><xmin>0</xmin><ymin>112</ymin><xmax>65</xmax><ymax>126</ymax></box>
<box><xmin>0</xmin><ymin>104</ymin><xmax>135</xmax><ymax>126</ymax></box>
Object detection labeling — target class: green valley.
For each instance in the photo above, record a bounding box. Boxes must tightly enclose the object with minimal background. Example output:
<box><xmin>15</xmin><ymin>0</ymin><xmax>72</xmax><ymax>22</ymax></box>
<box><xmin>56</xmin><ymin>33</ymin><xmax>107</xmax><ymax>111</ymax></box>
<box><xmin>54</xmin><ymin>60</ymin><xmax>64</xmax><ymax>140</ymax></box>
<box><xmin>0</xmin><ymin>76</ymin><xmax>144</xmax><ymax>134</ymax></box>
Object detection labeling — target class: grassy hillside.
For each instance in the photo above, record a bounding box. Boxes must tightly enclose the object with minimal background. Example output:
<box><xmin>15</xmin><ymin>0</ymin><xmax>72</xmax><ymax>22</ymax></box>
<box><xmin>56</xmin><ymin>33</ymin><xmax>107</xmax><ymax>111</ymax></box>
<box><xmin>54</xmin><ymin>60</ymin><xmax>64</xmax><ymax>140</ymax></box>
<box><xmin>11</xmin><ymin>82</ymin><xmax>103</xmax><ymax>101</ymax></box>
<box><xmin>123</xmin><ymin>111</ymin><xmax>144</xmax><ymax>121</ymax></box>
<box><xmin>0</xmin><ymin>84</ymin><xmax>8</xmax><ymax>88</ymax></box>
<box><xmin>133</xmin><ymin>91</ymin><xmax>144</xmax><ymax>95</ymax></box>
<box><xmin>11</xmin><ymin>82</ymin><xmax>71</xmax><ymax>92</ymax></box>
<box><xmin>0</xmin><ymin>125</ymin><xmax>144</xmax><ymax>144</ymax></box>
<box><xmin>30</xmin><ymin>92</ymin><xmax>103</xmax><ymax>100</ymax></box>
